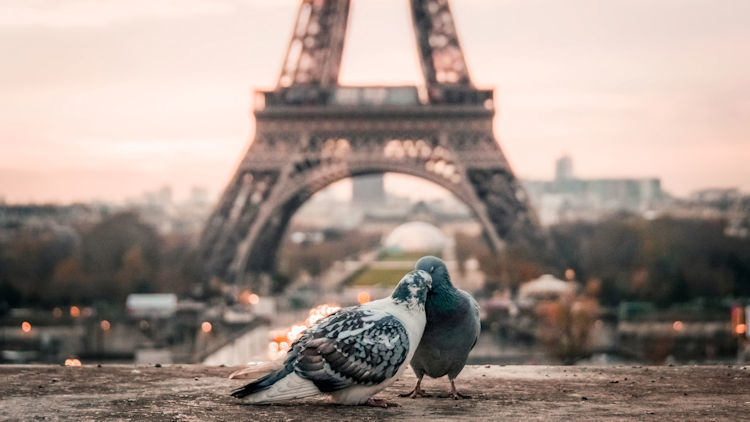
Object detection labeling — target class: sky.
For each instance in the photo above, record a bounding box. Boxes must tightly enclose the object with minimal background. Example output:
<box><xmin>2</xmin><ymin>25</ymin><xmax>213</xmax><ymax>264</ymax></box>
<box><xmin>1</xmin><ymin>0</ymin><xmax>749</xmax><ymax>204</ymax></box>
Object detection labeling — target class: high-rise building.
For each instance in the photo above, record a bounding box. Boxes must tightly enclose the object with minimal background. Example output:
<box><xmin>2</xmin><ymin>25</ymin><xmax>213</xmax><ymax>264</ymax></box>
<box><xmin>523</xmin><ymin>156</ymin><xmax>664</xmax><ymax>225</ymax></box>
<box><xmin>555</xmin><ymin>155</ymin><xmax>574</xmax><ymax>182</ymax></box>
<box><xmin>352</xmin><ymin>174</ymin><xmax>386</xmax><ymax>204</ymax></box>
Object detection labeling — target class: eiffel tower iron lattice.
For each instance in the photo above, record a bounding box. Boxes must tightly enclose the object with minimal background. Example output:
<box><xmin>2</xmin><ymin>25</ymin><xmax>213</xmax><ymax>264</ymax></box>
<box><xmin>199</xmin><ymin>0</ymin><xmax>557</xmax><ymax>290</ymax></box>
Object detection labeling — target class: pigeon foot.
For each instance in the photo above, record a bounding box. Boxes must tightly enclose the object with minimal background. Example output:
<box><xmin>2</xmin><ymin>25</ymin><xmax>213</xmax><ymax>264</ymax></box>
<box><xmin>439</xmin><ymin>380</ymin><xmax>471</xmax><ymax>400</ymax></box>
<box><xmin>450</xmin><ymin>391</ymin><xmax>472</xmax><ymax>400</ymax></box>
<box><xmin>398</xmin><ymin>379</ymin><xmax>431</xmax><ymax>398</ymax></box>
<box><xmin>398</xmin><ymin>387</ymin><xmax>432</xmax><ymax>398</ymax></box>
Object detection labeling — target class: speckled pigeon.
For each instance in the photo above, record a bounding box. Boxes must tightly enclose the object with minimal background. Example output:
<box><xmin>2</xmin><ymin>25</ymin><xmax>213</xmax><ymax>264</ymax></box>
<box><xmin>400</xmin><ymin>256</ymin><xmax>480</xmax><ymax>400</ymax></box>
<box><xmin>231</xmin><ymin>270</ymin><xmax>432</xmax><ymax>407</ymax></box>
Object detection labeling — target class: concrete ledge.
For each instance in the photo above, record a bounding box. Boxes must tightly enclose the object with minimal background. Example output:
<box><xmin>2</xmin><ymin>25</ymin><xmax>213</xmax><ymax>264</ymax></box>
<box><xmin>2</xmin><ymin>365</ymin><xmax>749</xmax><ymax>421</ymax></box>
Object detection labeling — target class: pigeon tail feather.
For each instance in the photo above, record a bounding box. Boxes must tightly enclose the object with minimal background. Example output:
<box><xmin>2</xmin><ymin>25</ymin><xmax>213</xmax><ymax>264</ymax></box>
<box><xmin>230</xmin><ymin>365</ymin><xmax>291</xmax><ymax>398</ymax></box>
<box><xmin>233</xmin><ymin>372</ymin><xmax>320</xmax><ymax>403</ymax></box>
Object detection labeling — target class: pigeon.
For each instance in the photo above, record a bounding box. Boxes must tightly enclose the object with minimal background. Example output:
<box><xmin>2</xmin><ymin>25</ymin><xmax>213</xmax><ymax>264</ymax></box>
<box><xmin>230</xmin><ymin>270</ymin><xmax>432</xmax><ymax>407</ymax></box>
<box><xmin>400</xmin><ymin>256</ymin><xmax>480</xmax><ymax>400</ymax></box>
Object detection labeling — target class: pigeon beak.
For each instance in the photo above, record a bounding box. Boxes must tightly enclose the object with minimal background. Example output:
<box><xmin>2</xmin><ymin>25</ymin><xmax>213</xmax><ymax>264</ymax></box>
<box><xmin>417</xmin><ymin>270</ymin><xmax>432</xmax><ymax>289</ymax></box>
<box><xmin>425</xmin><ymin>271</ymin><xmax>434</xmax><ymax>289</ymax></box>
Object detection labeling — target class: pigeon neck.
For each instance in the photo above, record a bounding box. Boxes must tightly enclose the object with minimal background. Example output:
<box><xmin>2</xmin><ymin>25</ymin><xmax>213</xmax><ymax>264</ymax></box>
<box><xmin>391</xmin><ymin>281</ymin><xmax>429</xmax><ymax>311</ymax></box>
<box><xmin>428</xmin><ymin>281</ymin><xmax>460</xmax><ymax>311</ymax></box>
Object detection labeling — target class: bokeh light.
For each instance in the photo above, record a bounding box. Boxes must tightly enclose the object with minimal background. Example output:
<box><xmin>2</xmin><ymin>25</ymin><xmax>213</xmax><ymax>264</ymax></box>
<box><xmin>268</xmin><ymin>304</ymin><xmax>341</xmax><ymax>360</ymax></box>
<box><xmin>357</xmin><ymin>290</ymin><xmax>370</xmax><ymax>304</ymax></box>
<box><xmin>239</xmin><ymin>290</ymin><xmax>251</xmax><ymax>305</ymax></box>
<box><xmin>565</xmin><ymin>269</ymin><xmax>576</xmax><ymax>281</ymax></box>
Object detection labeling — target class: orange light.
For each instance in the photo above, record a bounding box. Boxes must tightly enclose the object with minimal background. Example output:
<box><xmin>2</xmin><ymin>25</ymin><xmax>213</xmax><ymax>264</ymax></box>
<box><xmin>565</xmin><ymin>269</ymin><xmax>575</xmax><ymax>280</ymax></box>
<box><xmin>239</xmin><ymin>291</ymin><xmax>260</xmax><ymax>305</ymax></box>
<box><xmin>305</xmin><ymin>304</ymin><xmax>341</xmax><ymax>327</ymax></box>
<box><xmin>286</xmin><ymin>324</ymin><xmax>307</xmax><ymax>342</ymax></box>
<box><xmin>736</xmin><ymin>323</ymin><xmax>747</xmax><ymax>335</ymax></box>
<box><xmin>239</xmin><ymin>290</ymin><xmax>251</xmax><ymax>304</ymax></box>
<box><xmin>21</xmin><ymin>321</ymin><xmax>32</xmax><ymax>333</ymax></box>
<box><xmin>267</xmin><ymin>304</ymin><xmax>341</xmax><ymax>360</ymax></box>
<box><xmin>64</xmin><ymin>358</ymin><xmax>82</xmax><ymax>367</ymax></box>
<box><xmin>672</xmin><ymin>321</ymin><xmax>684</xmax><ymax>332</ymax></box>
<box><xmin>70</xmin><ymin>306</ymin><xmax>80</xmax><ymax>318</ymax></box>
<box><xmin>357</xmin><ymin>291</ymin><xmax>371</xmax><ymax>304</ymax></box>
<box><xmin>100</xmin><ymin>320</ymin><xmax>111</xmax><ymax>331</ymax></box>
<box><xmin>201</xmin><ymin>321</ymin><xmax>212</xmax><ymax>333</ymax></box>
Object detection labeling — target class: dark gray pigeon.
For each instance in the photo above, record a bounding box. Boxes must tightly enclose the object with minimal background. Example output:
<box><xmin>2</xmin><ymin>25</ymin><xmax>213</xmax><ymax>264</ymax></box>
<box><xmin>400</xmin><ymin>256</ymin><xmax>480</xmax><ymax>400</ymax></box>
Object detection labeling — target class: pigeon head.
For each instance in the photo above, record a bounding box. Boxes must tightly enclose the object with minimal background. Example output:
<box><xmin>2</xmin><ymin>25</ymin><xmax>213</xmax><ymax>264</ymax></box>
<box><xmin>415</xmin><ymin>256</ymin><xmax>453</xmax><ymax>292</ymax></box>
<box><xmin>391</xmin><ymin>270</ymin><xmax>432</xmax><ymax>309</ymax></box>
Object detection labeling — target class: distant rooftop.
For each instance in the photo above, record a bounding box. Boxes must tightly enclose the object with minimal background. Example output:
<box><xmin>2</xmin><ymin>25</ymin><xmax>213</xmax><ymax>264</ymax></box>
<box><xmin>125</xmin><ymin>294</ymin><xmax>178</xmax><ymax>318</ymax></box>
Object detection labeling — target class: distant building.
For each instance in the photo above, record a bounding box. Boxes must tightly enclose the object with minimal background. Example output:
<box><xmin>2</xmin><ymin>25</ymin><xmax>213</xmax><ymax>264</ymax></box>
<box><xmin>689</xmin><ymin>187</ymin><xmax>740</xmax><ymax>204</ymax></box>
<box><xmin>679</xmin><ymin>187</ymin><xmax>750</xmax><ymax>238</ymax></box>
<box><xmin>523</xmin><ymin>156</ymin><xmax>664</xmax><ymax>225</ymax></box>
<box><xmin>126</xmin><ymin>294</ymin><xmax>178</xmax><ymax>319</ymax></box>
<box><xmin>384</xmin><ymin>221</ymin><xmax>447</xmax><ymax>253</ymax></box>
<box><xmin>351</xmin><ymin>174</ymin><xmax>386</xmax><ymax>204</ymax></box>
<box><xmin>124</xmin><ymin>185</ymin><xmax>213</xmax><ymax>235</ymax></box>
<box><xmin>0</xmin><ymin>203</ymin><xmax>109</xmax><ymax>241</ymax></box>
<box><xmin>555</xmin><ymin>155</ymin><xmax>574</xmax><ymax>182</ymax></box>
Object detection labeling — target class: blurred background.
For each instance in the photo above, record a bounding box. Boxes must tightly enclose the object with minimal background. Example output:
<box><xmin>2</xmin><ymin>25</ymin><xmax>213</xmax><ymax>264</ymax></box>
<box><xmin>1</xmin><ymin>0</ymin><xmax>749</xmax><ymax>367</ymax></box>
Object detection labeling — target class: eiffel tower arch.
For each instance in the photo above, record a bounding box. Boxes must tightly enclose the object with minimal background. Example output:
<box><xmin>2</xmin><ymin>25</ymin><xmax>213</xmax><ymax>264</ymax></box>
<box><xmin>199</xmin><ymin>0</ymin><xmax>556</xmax><ymax>290</ymax></box>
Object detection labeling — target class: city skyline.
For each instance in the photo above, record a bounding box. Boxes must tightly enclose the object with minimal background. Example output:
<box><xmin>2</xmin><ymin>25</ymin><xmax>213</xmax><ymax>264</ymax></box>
<box><xmin>1</xmin><ymin>0</ymin><xmax>749</xmax><ymax>203</ymax></box>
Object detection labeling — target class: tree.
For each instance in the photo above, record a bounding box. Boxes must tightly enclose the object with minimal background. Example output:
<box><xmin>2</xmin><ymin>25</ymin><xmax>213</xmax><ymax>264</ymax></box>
<box><xmin>550</xmin><ymin>216</ymin><xmax>750</xmax><ymax>306</ymax></box>
<box><xmin>0</xmin><ymin>230</ymin><xmax>76</xmax><ymax>306</ymax></box>
<box><xmin>79</xmin><ymin>212</ymin><xmax>160</xmax><ymax>303</ymax></box>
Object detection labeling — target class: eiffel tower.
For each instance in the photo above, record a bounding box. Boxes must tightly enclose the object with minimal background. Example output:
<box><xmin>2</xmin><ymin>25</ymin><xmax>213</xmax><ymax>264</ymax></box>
<box><xmin>199</xmin><ymin>0</ymin><xmax>555</xmax><ymax>290</ymax></box>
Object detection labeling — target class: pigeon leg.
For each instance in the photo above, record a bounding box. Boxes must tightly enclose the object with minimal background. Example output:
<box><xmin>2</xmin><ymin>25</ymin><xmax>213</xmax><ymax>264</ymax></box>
<box><xmin>398</xmin><ymin>377</ymin><xmax>431</xmax><ymax>398</ymax></box>
<box><xmin>365</xmin><ymin>398</ymin><xmax>399</xmax><ymax>408</ymax></box>
<box><xmin>449</xmin><ymin>379</ymin><xmax>471</xmax><ymax>400</ymax></box>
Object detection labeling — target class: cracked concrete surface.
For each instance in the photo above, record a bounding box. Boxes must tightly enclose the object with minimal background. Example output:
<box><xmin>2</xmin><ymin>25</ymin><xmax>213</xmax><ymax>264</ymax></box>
<box><xmin>2</xmin><ymin>364</ymin><xmax>750</xmax><ymax>421</ymax></box>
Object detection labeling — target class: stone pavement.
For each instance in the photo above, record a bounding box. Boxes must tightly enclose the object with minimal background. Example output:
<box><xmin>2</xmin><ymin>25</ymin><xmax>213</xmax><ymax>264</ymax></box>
<box><xmin>2</xmin><ymin>364</ymin><xmax>750</xmax><ymax>421</ymax></box>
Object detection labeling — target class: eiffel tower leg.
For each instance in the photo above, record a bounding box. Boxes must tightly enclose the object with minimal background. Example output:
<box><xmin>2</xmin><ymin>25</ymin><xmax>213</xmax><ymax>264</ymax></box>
<box><xmin>199</xmin><ymin>167</ymin><xmax>282</xmax><ymax>287</ymax></box>
<box><xmin>431</xmin><ymin>129</ymin><xmax>558</xmax><ymax>270</ymax></box>
<box><xmin>465</xmin><ymin>166</ymin><xmax>558</xmax><ymax>268</ymax></box>
<box><xmin>199</xmin><ymin>132</ymin><xmax>334</xmax><ymax>292</ymax></box>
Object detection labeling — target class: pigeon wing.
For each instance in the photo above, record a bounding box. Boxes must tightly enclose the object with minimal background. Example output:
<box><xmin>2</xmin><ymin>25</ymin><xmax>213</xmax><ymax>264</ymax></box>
<box><xmin>458</xmin><ymin>289</ymin><xmax>481</xmax><ymax>350</ymax></box>
<box><xmin>293</xmin><ymin>308</ymin><xmax>409</xmax><ymax>393</ymax></box>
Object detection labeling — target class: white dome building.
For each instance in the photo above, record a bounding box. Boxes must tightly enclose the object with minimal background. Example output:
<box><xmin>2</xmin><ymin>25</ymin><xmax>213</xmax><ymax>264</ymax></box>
<box><xmin>384</xmin><ymin>221</ymin><xmax>447</xmax><ymax>253</ymax></box>
<box><xmin>518</xmin><ymin>274</ymin><xmax>577</xmax><ymax>302</ymax></box>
